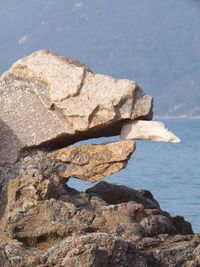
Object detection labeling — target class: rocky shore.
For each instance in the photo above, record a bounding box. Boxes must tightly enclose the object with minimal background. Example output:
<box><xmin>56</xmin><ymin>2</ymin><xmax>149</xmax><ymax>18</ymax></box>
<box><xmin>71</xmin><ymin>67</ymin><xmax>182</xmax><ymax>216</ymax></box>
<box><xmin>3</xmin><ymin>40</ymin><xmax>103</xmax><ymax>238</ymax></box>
<box><xmin>0</xmin><ymin>50</ymin><xmax>199</xmax><ymax>266</ymax></box>
<box><xmin>1</xmin><ymin>176</ymin><xmax>199</xmax><ymax>267</ymax></box>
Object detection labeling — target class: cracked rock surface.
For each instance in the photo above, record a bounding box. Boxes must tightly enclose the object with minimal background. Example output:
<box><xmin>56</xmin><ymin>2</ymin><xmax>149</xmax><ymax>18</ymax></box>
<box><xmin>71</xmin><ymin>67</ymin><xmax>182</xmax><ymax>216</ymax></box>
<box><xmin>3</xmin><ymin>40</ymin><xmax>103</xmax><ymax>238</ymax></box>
<box><xmin>0</xmin><ymin>50</ymin><xmax>152</xmax><ymax>164</ymax></box>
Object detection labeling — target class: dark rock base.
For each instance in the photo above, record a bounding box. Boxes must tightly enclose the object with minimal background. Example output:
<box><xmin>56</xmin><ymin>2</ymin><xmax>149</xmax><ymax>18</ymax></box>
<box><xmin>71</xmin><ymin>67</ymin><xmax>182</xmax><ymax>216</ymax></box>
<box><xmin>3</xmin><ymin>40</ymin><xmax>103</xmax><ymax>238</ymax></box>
<box><xmin>0</xmin><ymin>176</ymin><xmax>199</xmax><ymax>267</ymax></box>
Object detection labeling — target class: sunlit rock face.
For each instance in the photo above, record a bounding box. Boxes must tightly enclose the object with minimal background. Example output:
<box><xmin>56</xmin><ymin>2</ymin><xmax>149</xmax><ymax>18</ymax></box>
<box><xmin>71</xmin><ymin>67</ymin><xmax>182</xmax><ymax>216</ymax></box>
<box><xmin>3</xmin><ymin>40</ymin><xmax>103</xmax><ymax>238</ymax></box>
<box><xmin>0</xmin><ymin>50</ymin><xmax>152</xmax><ymax>164</ymax></box>
<box><xmin>49</xmin><ymin>140</ymin><xmax>135</xmax><ymax>182</ymax></box>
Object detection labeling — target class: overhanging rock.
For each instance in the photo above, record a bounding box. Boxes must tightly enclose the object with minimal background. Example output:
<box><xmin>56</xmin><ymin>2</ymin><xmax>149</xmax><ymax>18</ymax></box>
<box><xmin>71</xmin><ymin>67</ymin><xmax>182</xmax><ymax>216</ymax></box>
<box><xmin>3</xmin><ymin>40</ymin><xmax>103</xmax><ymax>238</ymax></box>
<box><xmin>49</xmin><ymin>140</ymin><xmax>135</xmax><ymax>182</ymax></box>
<box><xmin>0</xmin><ymin>50</ymin><xmax>153</xmax><ymax>164</ymax></box>
<box><xmin>121</xmin><ymin>120</ymin><xmax>181</xmax><ymax>143</ymax></box>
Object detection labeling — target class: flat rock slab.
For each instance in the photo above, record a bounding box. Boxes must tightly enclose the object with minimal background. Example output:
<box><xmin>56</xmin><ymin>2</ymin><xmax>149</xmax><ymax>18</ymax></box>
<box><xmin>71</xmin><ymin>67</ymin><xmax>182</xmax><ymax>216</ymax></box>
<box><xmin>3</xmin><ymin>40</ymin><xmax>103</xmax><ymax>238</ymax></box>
<box><xmin>50</xmin><ymin>140</ymin><xmax>135</xmax><ymax>182</ymax></box>
<box><xmin>121</xmin><ymin>120</ymin><xmax>181</xmax><ymax>143</ymax></box>
<box><xmin>0</xmin><ymin>50</ymin><xmax>152</xmax><ymax>164</ymax></box>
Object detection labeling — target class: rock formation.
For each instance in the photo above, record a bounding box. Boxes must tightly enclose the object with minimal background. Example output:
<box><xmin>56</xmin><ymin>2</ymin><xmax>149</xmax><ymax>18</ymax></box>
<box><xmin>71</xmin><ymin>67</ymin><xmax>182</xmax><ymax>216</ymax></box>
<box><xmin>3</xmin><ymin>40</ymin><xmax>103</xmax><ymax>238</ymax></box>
<box><xmin>0</xmin><ymin>177</ymin><xmax>199</xmax><ymax>267</ymax></box>
<box><xmin>0</xmin><ymin>50</ymin><xmax>152</xmax><ymax>164</ymax></box>
<box><xmin>0</xmin><ymin>51</ymin><xmax>198</xmax><ymax>267</ymax></box>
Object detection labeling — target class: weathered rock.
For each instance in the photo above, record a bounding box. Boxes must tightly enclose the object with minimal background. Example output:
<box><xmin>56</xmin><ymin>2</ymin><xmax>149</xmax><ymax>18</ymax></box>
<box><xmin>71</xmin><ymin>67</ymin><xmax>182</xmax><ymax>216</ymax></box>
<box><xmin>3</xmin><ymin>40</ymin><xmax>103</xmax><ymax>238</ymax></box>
<box><xmin>39</xmin><ymin>233</ymin><xmax>149</xmax><ymax>267</ymax></box>
<box><xmin>144</xmin><ymin>234</ymin><xmax>200</xmax><ymax>267</ymax></box>
<box><xmin>0</xmin><ymin>140</ymin><xmax>135</xmax><ymax>184</ymax></box>
<box><xmin>1</xmin><ymin>175</ymin><xmax>96</xmax><ymax>246</ymax></box>
<box><xmin>1</xmin><ymin>174</ymin><xmax>196</xmax><ymax>264</ymax></box>
<box><xmin>0</xmin><ymin>48</ymin><xmax>197</xmax><ymax>267</ymax></box>
<box><xmin>0</xmin><ymin>234</ymin><xmax>150</xmax><ymax>267</ymax></box>
<box><xmin>121</xmin><ymin>120</ymin><xmax>181</xmax><ymax>143</ymax></box>
<box><xmin>86</xmin><ymin>181</ymin><xmax>160</xmax><ymax>209</ymax></box>
<box><xmin>49</xmin><ymin>140</ymin><xmax>135</xmax><ymax>182</ymax></box>
<box><xmin>136</xmin><ymin>234</ymin><xmax>200</xmax><ymax>267</ymax></box>
<box><xmin>0</xmin><ymin>50</ymin><xmax>153</xmax><ymax>164</ymax></box>
<box><xmin>0</xmin><ymin>238</ymin><xmax>39</xmax><ymax>267</ymax></box>
<box><xmin>173</xmin><ymin>216</ymin><xmax>195</xmax><ymax>235</ymax></box>
<box><xmin>1</xmin><ymin>234</ymin><xmax>199</xmax><ymax>267</ymax></box>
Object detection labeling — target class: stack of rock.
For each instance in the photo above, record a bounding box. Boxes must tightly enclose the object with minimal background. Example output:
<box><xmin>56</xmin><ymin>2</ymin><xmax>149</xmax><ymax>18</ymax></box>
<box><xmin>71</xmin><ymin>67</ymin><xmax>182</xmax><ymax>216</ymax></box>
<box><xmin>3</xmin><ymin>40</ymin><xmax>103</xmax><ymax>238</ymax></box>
<box><xmin>0</xmin><ymin>51</ymin><xmax>199</xmax><ymax>267</ymax></box>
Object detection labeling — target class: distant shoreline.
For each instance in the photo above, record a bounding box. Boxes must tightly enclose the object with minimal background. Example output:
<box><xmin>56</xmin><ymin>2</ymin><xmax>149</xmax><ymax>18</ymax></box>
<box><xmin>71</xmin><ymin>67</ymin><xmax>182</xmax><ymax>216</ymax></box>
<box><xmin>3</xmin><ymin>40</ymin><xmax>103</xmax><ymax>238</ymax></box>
<box><xmin>154</xmin><ymin>115</ymin><xmax>200</xmax><ymax>120</ymax></box>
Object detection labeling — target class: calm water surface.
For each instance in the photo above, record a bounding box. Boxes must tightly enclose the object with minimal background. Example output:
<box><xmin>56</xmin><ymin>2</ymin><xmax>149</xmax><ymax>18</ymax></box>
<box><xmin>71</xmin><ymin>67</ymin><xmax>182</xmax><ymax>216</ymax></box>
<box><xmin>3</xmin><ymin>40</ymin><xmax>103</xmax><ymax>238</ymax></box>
<box><xmin>68</xmin><ymin>119</ymin><xmax>200</xmax><ymax>232</ymax></box>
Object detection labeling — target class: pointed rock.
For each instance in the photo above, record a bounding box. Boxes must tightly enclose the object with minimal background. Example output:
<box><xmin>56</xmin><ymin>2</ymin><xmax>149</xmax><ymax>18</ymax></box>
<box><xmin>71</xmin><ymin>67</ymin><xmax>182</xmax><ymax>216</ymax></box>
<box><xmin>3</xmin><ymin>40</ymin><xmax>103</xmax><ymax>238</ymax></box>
<box><xmin>49</xmin><ymin>140</ymin><xmax>135</xmax><ymax>182</ymax></box>
<box><xmin>121</xmin><ymin>120</ymin><xmax>181</xmax><ymax>143</ymax></box>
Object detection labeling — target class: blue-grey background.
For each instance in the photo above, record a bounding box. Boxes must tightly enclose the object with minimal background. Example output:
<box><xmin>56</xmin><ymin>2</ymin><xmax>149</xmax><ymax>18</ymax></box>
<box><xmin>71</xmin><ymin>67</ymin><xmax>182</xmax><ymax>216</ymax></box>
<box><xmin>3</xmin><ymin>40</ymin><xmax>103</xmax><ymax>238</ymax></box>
<box><xmin>0</xmin><ymin>1</ymin><xmax>199</xmax><ymax>231</ymax></box>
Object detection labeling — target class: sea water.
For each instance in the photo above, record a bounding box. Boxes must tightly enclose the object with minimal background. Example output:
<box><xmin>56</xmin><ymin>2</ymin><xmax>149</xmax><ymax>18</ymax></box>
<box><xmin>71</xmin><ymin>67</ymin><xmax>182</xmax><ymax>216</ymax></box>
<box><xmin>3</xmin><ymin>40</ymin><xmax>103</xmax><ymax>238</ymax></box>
<box><xmin>68</xmin><ymin>119</ymin><xmax>200</xmax><ymax>233</ymax></box>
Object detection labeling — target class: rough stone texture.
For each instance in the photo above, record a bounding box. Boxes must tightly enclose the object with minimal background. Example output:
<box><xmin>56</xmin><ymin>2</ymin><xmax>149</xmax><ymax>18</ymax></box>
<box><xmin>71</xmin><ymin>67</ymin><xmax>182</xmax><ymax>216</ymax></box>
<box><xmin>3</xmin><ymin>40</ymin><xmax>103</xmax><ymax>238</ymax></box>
<box><xmin>0</xmin><ymin>238</ymin><xmax>39</xmax><ymax>267</ymax></box>
<box><xmin>39</xmin><ymin>233</ymin><xmax>150</xmax><ymax>267</ymax></box>
<box><xmin>136</xmin><ymin>234</ymin><xmax>200</xmax><ymax>267</ymax></box>
<box><xmin>121</xmin><ymin>120</ymin><xmax>181</xmax><ymax>143</ymax></box>
<box><xmin>0</xmin><ymin>50</ymin><xmax>153</xmax><ymax>164</ymax></box>
<box><xmin>50</xmin><ymin>140</ymin><xmax>135</xmax><ymax>182</ymax></box>
<box><xmin>1</xmin><ymin>175</ymin><xmax>95</xmax><ymax>246</ymax></box>
<box><xmin>86</xmin><ymin>181</ymin><xmax>160</xmax><ymax>208</ymax></box>
<box><xmin>1</xmin><ymin>234</ymin><xmax>199</xmax><ymax>267</ymax></box>
<box><xmin>0</xmin><ymin>141</ymin><xmax>135</xmax><ymax>184</ymax></box>
<box><xmin>0</xmin><ymin>234</ymin><xmax>150</xmax><ymax>267</ymax></box>
<box><xmin>0</xmin><ymin>176</ymin><xmax>199</xmax><ymax>266</ymax></box>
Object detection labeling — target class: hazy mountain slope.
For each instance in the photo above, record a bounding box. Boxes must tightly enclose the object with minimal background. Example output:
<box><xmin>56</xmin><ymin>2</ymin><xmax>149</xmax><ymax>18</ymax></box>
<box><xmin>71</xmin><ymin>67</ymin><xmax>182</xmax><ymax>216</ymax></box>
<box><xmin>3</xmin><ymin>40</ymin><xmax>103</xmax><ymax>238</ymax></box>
<box><xmin>0</xmin><ymin>0</ymin><xmax>199</xmax><ymax>116</ymax></box>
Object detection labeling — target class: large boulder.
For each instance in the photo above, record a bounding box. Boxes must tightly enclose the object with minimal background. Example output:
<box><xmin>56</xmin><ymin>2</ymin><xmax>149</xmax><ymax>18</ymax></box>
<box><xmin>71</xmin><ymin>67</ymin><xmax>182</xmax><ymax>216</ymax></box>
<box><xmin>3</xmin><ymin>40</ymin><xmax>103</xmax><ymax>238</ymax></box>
<box><xmin>0</xmin><ymin>50</ymin><xmax>153</xmax><ymax>164</ymax></box>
